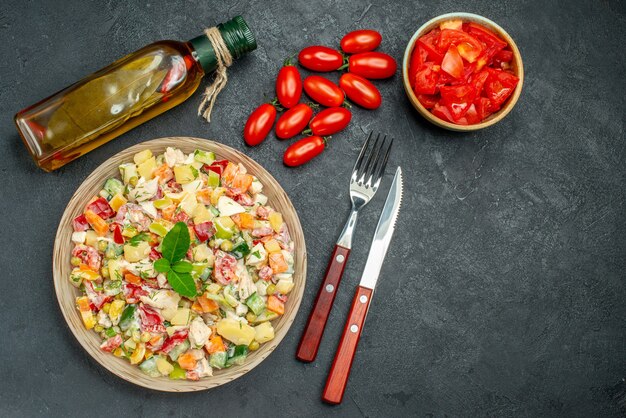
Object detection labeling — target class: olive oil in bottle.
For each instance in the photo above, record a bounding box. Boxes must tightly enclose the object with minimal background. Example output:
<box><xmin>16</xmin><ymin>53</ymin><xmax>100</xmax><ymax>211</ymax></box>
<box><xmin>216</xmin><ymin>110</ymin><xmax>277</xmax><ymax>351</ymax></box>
<box><xmin>15</xmin><ymin>16</ymin><xmax>256</xmax><ymax>171</ymax></box>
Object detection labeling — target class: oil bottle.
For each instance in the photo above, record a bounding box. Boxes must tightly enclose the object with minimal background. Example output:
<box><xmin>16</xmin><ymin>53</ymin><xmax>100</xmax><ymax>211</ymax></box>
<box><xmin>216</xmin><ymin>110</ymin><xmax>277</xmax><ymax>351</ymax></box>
<box><xmin>15</xmin><ymin>16</ymin><xmax>256</xmax><ymax>171</ymax></box>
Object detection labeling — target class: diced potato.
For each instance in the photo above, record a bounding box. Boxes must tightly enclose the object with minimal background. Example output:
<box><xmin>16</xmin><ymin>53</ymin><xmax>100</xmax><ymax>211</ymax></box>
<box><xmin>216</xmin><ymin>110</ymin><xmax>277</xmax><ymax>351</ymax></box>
<box><xmin>216</xmin><ymin>318</ymin><xmax>255</xmax><ymax>346</ymax></box>
<box><xmin>275</xmin><ymin>279</ymin><xmax>294</xmax><ymax>295</ymax></box>
<box><xmin>109</xmin><ymin>193</ymin><xmax>127</xmax><ymax>212</ymax></box>
<box><xmin>193</xmin><ymin>244</ymin><xmax>212</xmax><ymax>262</ymax></box>
<box><xmin>182</xmin><ymin>179</ymin><xmax>203</xmax><ymax>193</ymax></box>
<box><xmin>108</xmin><ymin>300</ymin><xmax>126</xmax><ymax>324</ymax></box>
<box><xmin>264</xmin><ymin>239</ymin><xmax>282</xmax><ymax>254</ymax></box>
<box><xmin>108</xmin><ymin>259</ymin><xmax>124</xmax><ymax>281</ymax></box>
<box><xmin>133</xmin><ymin>149</ymin><xmax>153</xmax><ymax>165</ymax></box>
<box><xmin>80</xmin><ymin>311</ymin><xmax>96</xmax><ymax>329</ymax></box>
<box><xmin>179</xmin><ymin>192</ymin><xmax>198</xmax><ymax>216</ymax></box>
<box><xmin>254</xmin><ymin>322</ymin><xmax>275</xmax><ymax>343</ymax></box>
<box><xmin>193</xmin><ymin>204</ymin><xmax>214</xmax><ymax>224</ymax></box>
<box><xmin>156</xmin><ymin>356</ymin><xmax>174</xmax><ymax>376</ymax></box>
<box><xmin>123</xmin><ymin>241</ymin><xmax>151</xmax><ymax>262</ymax></box>
<box><xmin>268</xmin><ymin>212</ymin><xmax>283</xmax><ymax>233</ymax></box>
<box><xmin>170</xmin><ymin>308</ymin><xmax>191</xmax><ymax>326</ymax></box>
<box><xmin>211</xmin><ymin>187</ymin><xmax>227</xmax><ymax>206</ymax></box>
<box><xmin>137</xmin><ymin>156</ymin><xmax>157</xmax><ymax>180</ymax></box>
<box><xmin>85</xmin><ymin>230</ymin><xmax>98</xmax><ymax>247</ymax></box>
<box><xmin>174</xmin><ymin>165</ymin><xmax>198</xmax><ymax>184</ymax></box>
<box><xmin>160</xmin><ymin>306</ymin><xmax>178</xmax><ymax>322</ymax></box>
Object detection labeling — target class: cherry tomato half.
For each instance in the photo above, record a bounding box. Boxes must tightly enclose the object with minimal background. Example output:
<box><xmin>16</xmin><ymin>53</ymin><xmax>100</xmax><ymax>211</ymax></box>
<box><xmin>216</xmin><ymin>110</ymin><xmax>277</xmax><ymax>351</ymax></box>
<box><xmin>303</xmin><ymin>76</ymin><xmax>345</xmax><ymax>107</ymax></box>
<box><xmin>243</xmin><ymin>103</ymin><xmax>277</xmax><ymax>146</ymax></box>
<box><xmin>283</xmin><ymin>136</ymin><xmax>326</xmax><ymax>167</ymax></box>
<box><xmin>348</xmin><ymin>52</ymin><xmax>397</xmax><ymax>79</ymax></box>
<box><xmin>275</xmin><ymin>103</ymin><xmax>314</xmax><ymax>139</ymax></box>
<box><xmin>298</xmin><ymin>46</ymin><xmax>344</xmax><ymax>72</ymax></box>
<box><xmin>340</xmin><ymin>29</ymin><xmax>382</xmax><ymax>54</ymax></box>
<box><xmin>276</xmin><ymin>58</ymin><xmax>302</xmax><ymax>109</ymax></box>
<box><xmin>339</xmin><ymin>73</ymin><xmax>381</xmax><ymax>109</ymax></box>
<box><xmin>308</xmin><ymin>107</ymin><xmax>352</xmax><ymax>136</ymax></box>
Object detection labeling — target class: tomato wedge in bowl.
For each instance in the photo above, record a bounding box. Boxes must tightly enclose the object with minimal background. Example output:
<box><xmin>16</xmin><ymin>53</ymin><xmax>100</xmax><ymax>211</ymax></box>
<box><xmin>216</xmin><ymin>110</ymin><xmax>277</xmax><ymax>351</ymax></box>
<box><xmin>402</xmin><ymin>13</ymin><xmax>524</xmax><ymax>131</ymax></box>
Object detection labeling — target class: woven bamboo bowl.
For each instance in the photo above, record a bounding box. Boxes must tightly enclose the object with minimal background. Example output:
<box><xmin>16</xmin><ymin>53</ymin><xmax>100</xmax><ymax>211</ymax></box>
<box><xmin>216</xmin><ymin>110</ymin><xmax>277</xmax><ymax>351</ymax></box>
<box><xmin>402</xmin><ymin>12</ymin><xmax>524</xmax><ymax>131</ymax></box>
<box><xmin>53</xmin><ymin>137</ymin><xmax>307</xmax><ymax>392</ymax></box>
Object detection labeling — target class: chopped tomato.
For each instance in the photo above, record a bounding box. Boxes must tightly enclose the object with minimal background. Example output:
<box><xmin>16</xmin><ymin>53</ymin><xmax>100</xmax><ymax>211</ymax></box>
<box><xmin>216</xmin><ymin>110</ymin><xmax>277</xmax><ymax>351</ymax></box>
<box><xmin>113</xmin><ymin>224</ymin><xmax>124</xmax><ymax>244</ymax></box>
<box><xmin>160</xmin><ymin>330</ymin><xmax>189</xmax><ymax>354</ymax></box>
<box><xmin>466</xmin><ymin>22</ymin><xmax>507</xmax><ymax>63</ymax></box>
<box><xmin>484</xmin><ymin>68</ymin><xmax>519</xmax><ymax>109</ymax></box>
<box><xmin>409</xmin><ymin>45</ymin><xmax>429</xmax><ymax>87</ymax></box>
<box><xmin>431</xmin><ymin>103</ymin><xmax>455</xmax><ymax>123</ymax></box>
<box><xmin>475</xmin><ymin>97</ymin><xmax>495</xmax><ymax>120</ymax></box>
<box><xmin>416</xmin><ymin>28</ymin><xmax>443</xmax><ymax>64</ymax></box>
<box><xmin>441</xmin><ymin>46</ymin><xmax>464</xmax><ymax>79</ymax></box>
<box><xmin>417</xmin><ymin>94</ymin><xmax>439</xmax><ymax>109</ymax></box>
<box><xmin>413</xmin><ymin>62</ymin><xmax>440</xmax><ymax>95</ymax></box>
<box><xmin>440</xmin><ymin>19</ymin><xmax>463</xmax><ymax>31</ymax></box>
<box><xmin>439</xmin><ymin>84</ymin><xmax>475</xmax><ymax>121</ymax></box>
<box><xmin>100</xmin><ymin>335</ymin><xmax>123</xmax><ymax>352</ymax></box>
<box><xmin>464</xmin><ymin>104</ymin><xmax>481</xmax><ymax>124</ymax></box>
<box><xmin>193</xmin><ymin>221</ymin><xmax>215</xmax><ymax>242</ymax></box>
<box><xmin>438</xmin><ymin>29</ymin><xmax>483</xmax><ymax>63</ymax></box>
<box><xmin>493</xmin><ymin>49</ymin><xmax>514</xmax><ymax>67</ymax></box>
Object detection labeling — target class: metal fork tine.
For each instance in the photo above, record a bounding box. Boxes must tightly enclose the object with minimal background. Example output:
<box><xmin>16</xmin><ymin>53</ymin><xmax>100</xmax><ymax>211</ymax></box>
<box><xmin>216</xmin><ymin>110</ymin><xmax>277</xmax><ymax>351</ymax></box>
<box><xmin>351</xmin><ymin>132</ymin><xmax>372</xmax><ymax>183</ymax></box>
<box><xmin>359</xmin><ymin>133</ymin><xmax>380</xmax><ymax>184</ymax></box>
<box><xmin>364</xmin><ymin>135</ymin><xmax>386</xmax><ymax>188</ymax></box>
<box><xmin>371</xmin><ymin>137</ymin><xmax>393</xmax><ymax>191</ymax></box>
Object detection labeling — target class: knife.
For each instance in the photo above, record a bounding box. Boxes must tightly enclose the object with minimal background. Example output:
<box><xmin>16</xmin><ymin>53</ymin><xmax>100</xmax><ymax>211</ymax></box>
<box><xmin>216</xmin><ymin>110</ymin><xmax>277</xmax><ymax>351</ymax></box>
<box><xmin>322</xmin><ymin>167</ymin><xmax>403</xmax><ymax>405</ymax></box>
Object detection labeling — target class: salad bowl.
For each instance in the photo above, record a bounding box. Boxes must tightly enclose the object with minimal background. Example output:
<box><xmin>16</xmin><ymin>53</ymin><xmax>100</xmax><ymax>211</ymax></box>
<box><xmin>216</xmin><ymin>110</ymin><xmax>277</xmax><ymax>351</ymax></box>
<box><xmin>52</xmin><ymin>137</ymin><xmax>307</xmax><ymax>391</ymax></box>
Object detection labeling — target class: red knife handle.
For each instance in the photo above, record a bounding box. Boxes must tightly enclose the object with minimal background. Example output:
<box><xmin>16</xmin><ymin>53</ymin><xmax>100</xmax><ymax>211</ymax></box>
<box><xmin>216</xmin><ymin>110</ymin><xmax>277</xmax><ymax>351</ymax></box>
<box><xmin>296</xmin><ymin>245</ymin><xmax>351</xmax><ymax>362</ymax></box>
<box><xmin>322</xmin><ymin>285</ymin><xmax>373</xmax><ymax>405</ymax></box>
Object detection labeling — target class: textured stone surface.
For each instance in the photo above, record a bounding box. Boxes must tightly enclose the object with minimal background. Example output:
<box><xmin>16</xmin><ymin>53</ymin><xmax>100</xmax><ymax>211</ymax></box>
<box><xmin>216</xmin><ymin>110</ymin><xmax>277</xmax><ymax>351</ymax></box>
<box><xmin>0</xmin><ymin>0</ymin><xmax>625</xmax><ymax>416</ymax></box>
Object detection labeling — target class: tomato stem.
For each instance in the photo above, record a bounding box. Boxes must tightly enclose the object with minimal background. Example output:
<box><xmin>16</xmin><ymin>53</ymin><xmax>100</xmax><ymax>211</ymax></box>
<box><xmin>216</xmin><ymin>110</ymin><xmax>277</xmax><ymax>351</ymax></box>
<box><xmin>337</xmin><ymin>62</ymin><xmax>349</xmax><ymax>71</ymax></box>
<box><xmin>283</xmin><ymin>54</ymin><xmax>297</xmax><ymax>67</ymax></box>
<box><xmin>301</xmin><ymin>128</ymin><xmax>312</xmax><ymax>135</ymax></box>
<box><xmin>342</xmin><ymin>100</ymin><xmax>352</xmax><ymax>109</ymax></box>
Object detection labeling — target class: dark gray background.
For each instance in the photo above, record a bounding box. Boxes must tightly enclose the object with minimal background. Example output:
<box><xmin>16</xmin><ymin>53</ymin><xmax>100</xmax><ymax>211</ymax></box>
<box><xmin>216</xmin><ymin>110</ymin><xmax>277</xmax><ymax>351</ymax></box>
<box><xmin>1</xmin><ymin>0</ymin><xmax>624</xmax><ymax>417</ymax></box>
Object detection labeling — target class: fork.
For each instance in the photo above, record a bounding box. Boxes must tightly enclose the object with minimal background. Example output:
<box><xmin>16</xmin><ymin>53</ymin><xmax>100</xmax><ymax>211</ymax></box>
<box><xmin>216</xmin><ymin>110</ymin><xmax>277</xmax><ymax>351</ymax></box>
<box><xmin>296</xmin><ymin>132</ymin><xmax>393</xmax><ymax>362</ymax></box>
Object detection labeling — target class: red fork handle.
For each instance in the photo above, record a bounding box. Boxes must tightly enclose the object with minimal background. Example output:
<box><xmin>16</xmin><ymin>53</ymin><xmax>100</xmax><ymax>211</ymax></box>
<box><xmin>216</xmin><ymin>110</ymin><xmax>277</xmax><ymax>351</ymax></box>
<box><xmin>296</xmin><ymin>245</ymin><xmax>351</xmax><ymax>362</ymax></box>
<box><xmin>322</xmin><ymin>285</ymin><xmax>373</xmax><ymax>404</ymax></box>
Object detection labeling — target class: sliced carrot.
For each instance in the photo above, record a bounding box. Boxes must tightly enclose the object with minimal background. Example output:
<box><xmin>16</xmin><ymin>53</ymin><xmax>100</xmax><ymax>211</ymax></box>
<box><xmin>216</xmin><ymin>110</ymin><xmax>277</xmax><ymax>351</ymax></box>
<box><xmin>84</xmin><ymin>209</ymin><xmax>108</xmax><ymax>236</ymax></box>
<box><xmin>161</xmin><ymin>205</ymin><xmax>176</xmax><ymax>221</ymax></box>
<box><xmin>269</xmin><ymin>252</ymin><xmax>288</xmax><ymax>274</ymax></box>
<box><xmin>76</xmin><ymin>296</ymin><xmax>91</xmax><ymax>312</ymax></box>
<box><xmin>177</xmin><ymin>352</ymin><xmax>197</xmax><ymax>370</ymax></box>
<box><xmin>222</xmin><ymin>162</ymin><xmax>238</xmax><ymax>185</ymax></box>
<box><xmin>205</xmin><ymin>335</ymin><xmax>226</xmax><ymax>354</ymax></box>
<box><xmin>232</xmin><ymin>173</ymin><xmax>253</xmax><ymax>193</ymax></box>
<box><xmin>124</xmin><ymin>273</ymin><xmax>142</xmax><ymax>285</ymax></box>
<box><xmin>240</xmin><ymin>212</ymin><xmax>255</xmax><ymax>230</ymax></box>
<box><xmin>267</xmin><ymin>295</ymin><xmax>285</xmax><ymax>315</ymax></box>
<box><xmin>196</xmin><ymin>188</ymin><xmax>212</xmax><ymax>205</ymax></box>
<box><xmin>153</xmin><ymin>164</ymin><xmax>173</xmax><ymax>184</ymax></box>
<box><xmin>197</xmin><ymin>294</ymin><xmax>219</xmax><ymax>312</ymax></box>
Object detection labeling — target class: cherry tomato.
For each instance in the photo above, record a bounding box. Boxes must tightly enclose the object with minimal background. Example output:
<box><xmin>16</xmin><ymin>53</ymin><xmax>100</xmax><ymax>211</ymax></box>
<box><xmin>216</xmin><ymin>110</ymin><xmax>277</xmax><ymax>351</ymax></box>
<box><xmin>303</xmin><ymin>76</ymin><xmax>345</xmax><ymax>107</ymax></box>
<box><xmin>339</xmin><ymin>73</ymin><xmax>381</xmax><ymax>110</ymax></box>
<box><xmin>275</xmin><ymin>58</ymin><xmax>302</xmax><ymax>108</ymax></box>
<box><xmin>298</xmin><ymin>46</ymin><xmax>344</xmax><ymax>72</ymax></box>
<box><xmin>348</xmin><ymin>52</ymin><xmax>397</xmax><ymax>79</ymax></box>
<box><xmin>308</xmin><ymin>107</ymin><xmax>352</xmax><ymax>136</ymax></box>
<box><xmin>283</xmin><ymin>136</ymin><xmax>326</xmax><ymax>167</ymax></box>
<box><xmin>340</xmin><ymin>30</ymin><xmax>382</xmax><ymax>54</ymax></box>
<box><xmin>243</xmin><ymin>103</ymin><xmax>277</xmax><ymax>146</ymax></box>
<box><xmin>275</xmin><ymin>103</ymin><xmax>314</xmax><ymax>139</ymax></box>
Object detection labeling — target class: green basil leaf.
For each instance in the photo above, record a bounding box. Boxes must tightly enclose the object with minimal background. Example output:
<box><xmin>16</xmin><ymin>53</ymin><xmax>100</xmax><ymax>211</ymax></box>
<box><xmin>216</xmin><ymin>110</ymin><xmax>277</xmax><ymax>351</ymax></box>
<box><xmin>161</xmin><ymin>222</ymin><xmax>190</xmax><ymax>263</ymax></box>
<box><xmin>167</xmin><ymin>270</ymin><xmax>196</xmax><ymax>298</ymax></box>
<box><xmin>154</xmin><ymin>258</ymin><xmax>171</xmax><ymax>273</ymax></box>
<box><xmin>172</xmin><ymin>260</ymin><xmax>193</xmax><ymax>273</ymax></box>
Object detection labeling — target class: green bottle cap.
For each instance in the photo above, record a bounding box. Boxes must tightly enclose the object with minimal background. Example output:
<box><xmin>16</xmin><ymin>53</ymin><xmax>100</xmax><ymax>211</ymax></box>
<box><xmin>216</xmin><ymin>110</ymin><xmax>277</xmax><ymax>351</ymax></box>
<box><xmin>189</xmin><ymin>16</ymin><xmax>257</xmax><ymax>73</ymax></box>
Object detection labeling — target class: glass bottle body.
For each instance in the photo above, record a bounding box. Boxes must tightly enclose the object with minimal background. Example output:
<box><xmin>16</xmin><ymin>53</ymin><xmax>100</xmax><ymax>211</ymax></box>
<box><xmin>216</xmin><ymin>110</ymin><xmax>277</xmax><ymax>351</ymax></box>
<box><xmin>15</xmin><ymin>41</ymin><xmax>204</xmax><ymax>171</ymax></box>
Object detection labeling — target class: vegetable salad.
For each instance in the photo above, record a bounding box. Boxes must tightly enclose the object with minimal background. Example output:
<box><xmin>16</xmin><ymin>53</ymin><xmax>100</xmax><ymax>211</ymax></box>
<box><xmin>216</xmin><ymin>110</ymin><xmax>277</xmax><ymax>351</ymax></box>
<box><xmin>69</xmin><ymin>147</ymin><xmax>295</xmax><ymax>380</ymax></box>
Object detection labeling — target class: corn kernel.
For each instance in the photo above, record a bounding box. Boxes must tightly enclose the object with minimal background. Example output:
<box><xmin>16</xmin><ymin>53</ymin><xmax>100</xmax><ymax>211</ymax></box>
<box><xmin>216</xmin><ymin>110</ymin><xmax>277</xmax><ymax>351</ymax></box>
<box><xmin>113</xmin><ymin>347</ymin><xmax>124</xmax><ymax>357</ymax></box>
<box><xmin>94</xmin><ymin>325</ymin><xmax>104</xmax><ymax>333</ymax></box>
<box><xmin>249</xmin><ymin>341</ymin><xmax>260</xmax><ymax>351</ymax></box>
<box><xmin>102</xmin><ymin>303</ymin><xmax>111</xmax><ymax>314</ymax></box>
<box><xmin>132</xmin><ymin>330</ymin><xmax>141</xmax><ymax>343</ymax></box>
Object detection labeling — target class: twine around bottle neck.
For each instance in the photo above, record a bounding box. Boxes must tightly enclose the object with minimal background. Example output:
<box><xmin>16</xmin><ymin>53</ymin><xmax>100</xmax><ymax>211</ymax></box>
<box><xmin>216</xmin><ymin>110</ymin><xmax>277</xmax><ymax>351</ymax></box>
<box><xmin>197</xmin><ymin>27</ymin><xmax>234</xmax><ymax>123</ymax></box>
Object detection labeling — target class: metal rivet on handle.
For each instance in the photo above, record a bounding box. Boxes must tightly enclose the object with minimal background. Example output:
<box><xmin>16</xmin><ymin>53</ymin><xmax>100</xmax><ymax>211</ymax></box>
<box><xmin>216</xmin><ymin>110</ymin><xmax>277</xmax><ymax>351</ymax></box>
<box><xmin>359</xmin><ymin>295</ymin><xmax>368</xmax><ymax>304</ymax></box>
<box><xmin>325</xmin><ymin>284</ymin><xmax>334</xmax><ymax>293</ymax></box>
<box><xmin>350</xmin><ymin>324</ymin><xmax>358</xmax><ymax>333</ymax></box>
<box><xmin>336</xmin><ymin>254</ymin><xmax>345</xmax><ymax>263</ymax></box>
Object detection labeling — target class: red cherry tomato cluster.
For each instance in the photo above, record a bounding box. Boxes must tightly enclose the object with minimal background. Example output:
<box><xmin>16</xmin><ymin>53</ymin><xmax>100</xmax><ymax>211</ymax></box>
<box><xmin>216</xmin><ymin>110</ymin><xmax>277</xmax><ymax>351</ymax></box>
<box><xmin>409</xmin><ymin>20</ymin><xmax>520</xmax><ymax>125</ymax></box>
<box><xmin>243</xmin><ymin>29</ymin><xmax>397</xmax><ymax>167</ymax></box>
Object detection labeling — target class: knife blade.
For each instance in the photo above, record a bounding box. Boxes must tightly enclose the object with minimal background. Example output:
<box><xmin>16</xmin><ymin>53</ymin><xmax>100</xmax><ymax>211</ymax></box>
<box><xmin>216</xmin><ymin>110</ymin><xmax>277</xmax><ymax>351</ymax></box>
<box><xmin>359</xmin><ymin>166</ymin><xmax>403</xmax><ymax>290</ymax></box>
<box><xmin>322</xmin><ymin>167</ymin><xmax>403</xmax><ymax>404</ymax></box>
